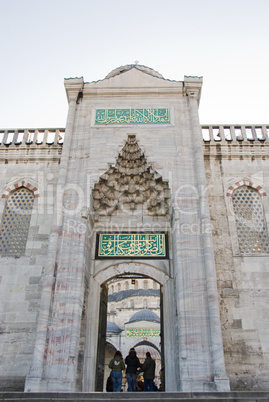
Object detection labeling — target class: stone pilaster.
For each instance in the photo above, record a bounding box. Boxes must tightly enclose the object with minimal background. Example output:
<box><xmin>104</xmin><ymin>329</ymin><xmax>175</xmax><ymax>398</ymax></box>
<box><xmin>25</xmin><ymin>79</ymin><xmax>84</xmax><ymax>392</ymax></box>
<box><xmin>162</xmin><ymin>278</ymin><xmax>178</xmax><ymax>391</ymax></box>
<box><xmin>82</xmin><ymin>275</ymin><xmax>102</xmax><ymax>392</ymax></box>
<box><xmin>187</xmin><ymin>88</ymin><xmax>230</xmax><ymax>391</ymax></box>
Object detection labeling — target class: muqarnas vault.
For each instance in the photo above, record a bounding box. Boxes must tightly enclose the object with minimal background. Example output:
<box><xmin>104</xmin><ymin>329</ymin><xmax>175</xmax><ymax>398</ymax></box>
<box><xmin>1</xmin><ymin>64</ymin><xmax>269</xmax><ymax>393</ymax></box>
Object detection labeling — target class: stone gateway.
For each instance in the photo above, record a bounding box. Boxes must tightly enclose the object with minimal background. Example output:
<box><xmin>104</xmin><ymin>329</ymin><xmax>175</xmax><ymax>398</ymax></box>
<box><xmin>0</xmin><ymin>65</ymin><xmax>269</xmax><ymax>393</ymax></box>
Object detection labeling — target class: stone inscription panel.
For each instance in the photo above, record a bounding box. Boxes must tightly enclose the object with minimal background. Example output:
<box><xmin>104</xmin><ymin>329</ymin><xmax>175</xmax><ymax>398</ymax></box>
<box><xmin>95</xmin><ymin>108</ymin><xmax>170</xmax><ymax>125</ymax></box>
<box><xmin>96</xmin><ymin>232</ymin><xmax>168</xmax><ymax>259</ymax></box>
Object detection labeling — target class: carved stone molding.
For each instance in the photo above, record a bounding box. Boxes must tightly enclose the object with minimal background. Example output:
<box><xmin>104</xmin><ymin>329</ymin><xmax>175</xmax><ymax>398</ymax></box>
<box><xmin>92</xmin><ymin>135</ymin><xmax>170</xmax><ymax>216</ymax></box>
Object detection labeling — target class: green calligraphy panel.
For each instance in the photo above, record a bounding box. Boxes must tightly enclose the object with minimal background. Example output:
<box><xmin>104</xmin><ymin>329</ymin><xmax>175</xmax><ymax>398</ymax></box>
<box><xmin>126</xmin><ymin>328</ymin><xmax>160</xmax><ymax>337</ymax></box>
<box><xmin>96</xmin><ymin>233</ymin><xmax>168</xmax><ymax>259</ymax></box>
<box><xmin>95</xmin><ymin>108</ymin><xmax>170</xmax><ymax>125</ymax></box>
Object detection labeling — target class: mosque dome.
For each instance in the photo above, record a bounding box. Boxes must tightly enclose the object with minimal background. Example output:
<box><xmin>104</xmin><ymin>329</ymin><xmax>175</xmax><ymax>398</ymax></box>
<box><xmin>105</xmin><ymin>64</ymin><xmax>164</xmax><ymax>80</ymax></box>
<box><xmin>106</xmin><ymin>322</ymin><xmax>122</xmax><ymax>333</ymax></box>
<box><xmin>127</xmin><ymin>309</ymin><xmax>160</xmax><ymax>324</ymax></box>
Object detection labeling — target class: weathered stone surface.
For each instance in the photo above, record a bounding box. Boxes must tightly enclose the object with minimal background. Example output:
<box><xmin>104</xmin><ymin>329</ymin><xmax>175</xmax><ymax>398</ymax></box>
<box><xmin>0</xmin><ymin>140</ymin><xmax>61</xmax><ymax>391</ymax></box>
<box><xmin>204</xmin><ymin>142</ymin><xmax>269</xmax><ymax>390</ymax></box>
<box><xmin>1</xmin><ymin>66</ymin><xmax>269</xmax><ymax>394</ymax></box>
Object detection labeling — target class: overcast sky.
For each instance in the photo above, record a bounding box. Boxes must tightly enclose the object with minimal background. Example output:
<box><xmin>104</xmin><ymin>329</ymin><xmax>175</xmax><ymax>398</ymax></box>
<box><xmin>1</xmin><ymin>0</ymin><xmax>268</xmax><ymax>128</ymax></box>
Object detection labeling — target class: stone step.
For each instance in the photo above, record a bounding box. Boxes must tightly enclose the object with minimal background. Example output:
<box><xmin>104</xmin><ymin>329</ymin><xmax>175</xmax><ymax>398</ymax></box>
<box><xmin>1</xmin><ymin>392</ymin><xmax>269</xmax><ymax>401</ymax></box>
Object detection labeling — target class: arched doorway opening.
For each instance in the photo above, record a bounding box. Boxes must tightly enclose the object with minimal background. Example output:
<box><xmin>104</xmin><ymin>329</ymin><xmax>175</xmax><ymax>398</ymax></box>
<box><xmin>96</xmin><ymin>271</ymin><xmax>164</xmax><ymax>392</ymax></box>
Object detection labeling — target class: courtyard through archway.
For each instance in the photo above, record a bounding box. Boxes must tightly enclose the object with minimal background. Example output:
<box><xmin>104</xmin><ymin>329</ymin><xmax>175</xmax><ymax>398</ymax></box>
<box><xmin>100</xmin><ymin>274</ymin><xmax>163</xmax><ymax>392</ymax></box>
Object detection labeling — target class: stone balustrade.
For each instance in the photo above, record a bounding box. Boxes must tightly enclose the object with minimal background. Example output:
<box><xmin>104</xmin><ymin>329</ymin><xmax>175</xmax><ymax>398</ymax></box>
<box><xmin>0</xmin><ymin>129</ymin><xmax>65</xmax><ymax>146</ymax></box>
<box><xmin>202</xmin><ymin>124</ymin><xmax>269</xmax><ymax>143</ymax></box>
<box><xmin>1</xmin><ymin>125</ymin><xmax>269</xmax><ymax>146</ymax></box>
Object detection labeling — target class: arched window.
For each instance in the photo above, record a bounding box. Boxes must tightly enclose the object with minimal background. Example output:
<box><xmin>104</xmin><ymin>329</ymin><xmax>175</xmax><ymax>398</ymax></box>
<box><xmin>232</xmin><ymin>186</ymin><xmax>269</xmax><ymax>254</ymax></box>
<box><xmin>0</xmin><ymin>187</ymin><xmax>34</xmax><ymax>256</ymax></box>
<box><xmin>124</xmin><ymin>281</ymin><xmax>129</xmax><ymax>290</ymax></box>
<box><xmin>130</xmin><ymin>299</ymin><xmax>134</xmax><ymax>308</ymax></box>
<box><xmin>143</xmin><ymin>280</ymin><xmax>148</xmax><ymax>290</ymax></box>
<box><xmin>143</xmin><ymin>299</ymin><xmax>148</xmax><ymax>308</ymax></box>
<box><xmin>117</xmin><ymin>283</ymin><xmax>121</xmax><ymax>292</ymax></box>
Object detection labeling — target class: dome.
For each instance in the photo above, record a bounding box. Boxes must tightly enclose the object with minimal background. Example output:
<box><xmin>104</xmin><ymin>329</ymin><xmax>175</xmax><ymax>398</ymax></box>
<box><xmin>105</xmin><ymin>64</ymin><xmax>164</xmax><ymax>80</ymax></box>
<box><xmin>127</xmin><ymin>309</ymin><xmax>160</xmax><ymax>324</ymax></box>
<box><xmin>106</xmin><ymin>322</ymin><xmax>122</xmax><ymax>333</ymax></box>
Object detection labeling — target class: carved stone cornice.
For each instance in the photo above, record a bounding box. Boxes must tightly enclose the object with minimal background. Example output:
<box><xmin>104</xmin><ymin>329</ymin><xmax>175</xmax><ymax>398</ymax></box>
<box><xmin>0</xmin><ymin>144</ymin><xmax>62</xmax><ymax>163</ymax></box>
<box><xmin>64</xmin><ymin>77</ymin><xmax>84</xmax><ymax>103</ymax></box>
<box><xmin>183</xmin><ymin>76</ymin><xmax>203</xmax><ymax>104</ymax></box>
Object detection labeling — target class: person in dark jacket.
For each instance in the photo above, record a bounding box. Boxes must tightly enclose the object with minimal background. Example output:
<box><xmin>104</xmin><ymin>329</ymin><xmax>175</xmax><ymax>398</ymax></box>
<box><xmin>108</xmin><ymin>350</ymin><xmax>125</xmax><ymax>392</ymax></box>
<box><xmin>139</xmin><ymin>351</ymin><xmax>156</xmax><ymax>392</ymax></box>
<box><xmin>106</xmin><ymin>373</ymin><xmax>113</xmax><ymax>392</ymax></box>
<box><xmin>125</xmin><ymin>348</ymin><xmax>141</xmax><ymax>392</ymax></box>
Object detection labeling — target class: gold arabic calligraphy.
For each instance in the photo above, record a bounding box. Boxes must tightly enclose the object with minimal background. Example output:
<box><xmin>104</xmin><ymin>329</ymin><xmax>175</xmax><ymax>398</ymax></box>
<box><xmin>98</xmin><ymin>233</ymin><xmax>166</xmax><ymax>257</ymax></box>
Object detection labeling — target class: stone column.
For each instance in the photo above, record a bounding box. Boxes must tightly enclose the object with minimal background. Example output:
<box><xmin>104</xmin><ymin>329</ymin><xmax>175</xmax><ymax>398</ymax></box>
<box><xmin>162</xmin><ymin>278</ymin><xmax>178</xmax><ymax>391</ymax></box>
<box><xmin>186</xmin><ymin>87</ymin><xmax>230</xmax><ymax>391</ymax></box>
<box><xmin>25</xmin><ymin>79</ymin><xmax>83</xmax><ymax>392</ymax></box>
<box><xmin>82</xmin><ymin>275</ymin><xmax>102</xmax><ymax>392</ymax></box>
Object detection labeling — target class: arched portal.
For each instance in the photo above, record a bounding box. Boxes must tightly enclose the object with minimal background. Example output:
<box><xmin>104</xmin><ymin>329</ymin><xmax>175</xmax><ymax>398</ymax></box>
<box><xmin>104</xmin><ymin>276</ymin><xmax>162</xmax><ymax>391</ymax></box>
<box><xmin>98</xmin><ymin>270</ymin><xmax>163</xmax><ymax>392</ymax></box>
<box><xmin>23</xmin><ymin>67</ymin><xmax>231</xmax><ymax>394</ymax></box>
<box><xmin>82</xmin><ymin>261</ymin><xmax>174</xmax><ymax>392</ymax></box>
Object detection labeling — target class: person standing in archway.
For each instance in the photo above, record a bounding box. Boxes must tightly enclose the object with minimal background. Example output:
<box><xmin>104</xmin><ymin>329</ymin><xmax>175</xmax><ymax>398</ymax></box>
<box><xmin>139</xmin><ymin>351</ymin><xmax>156</xmax><ymax>392</ymax></box>
<box><xmin>108</xmin><ymin>350</ymin><xmax>125</xmax><ymax>392</ymax></box>
<box><xmin>125</xmin><ymin>348</ymin><xmax>141</xmax><ymax>392</ymax></box>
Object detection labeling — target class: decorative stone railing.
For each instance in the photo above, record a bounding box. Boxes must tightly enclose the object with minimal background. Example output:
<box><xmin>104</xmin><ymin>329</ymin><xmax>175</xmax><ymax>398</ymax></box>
<box><xmin>1</xmin><ymin>125</ymin><xmax>269</xmax><ymax>146</ymax></box>
<box><xmin>202</xmin><ymin>125</ymin><xmax>269</xmax><ymax>143</ymax></box>
<box><xmin>0</xmin><ymin>129</ymin><xmax>65</xmax><ymax>146</ymax></box>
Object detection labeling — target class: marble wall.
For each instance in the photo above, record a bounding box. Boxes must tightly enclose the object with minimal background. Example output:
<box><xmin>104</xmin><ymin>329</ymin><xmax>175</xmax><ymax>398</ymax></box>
<box><xmin>2</xmin><ymin>66</ymin><xmax>268</xmax><ymax>393</ymax></box>
<box><xmin>0</xmin><ymin>142</ymin><xmax>61</xmax><ymax>390</ymax></box>
<box><xmin>204</xmin><ymin>141</ymin><xmax>269</xmax><ymax>390</ymax></box>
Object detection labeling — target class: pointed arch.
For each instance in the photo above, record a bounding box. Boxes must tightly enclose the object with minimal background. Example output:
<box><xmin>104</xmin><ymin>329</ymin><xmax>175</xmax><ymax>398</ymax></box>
<box><xmin>231</xmin><ymin>185</ymin><xmax>269</xmax><ymax>254</ymax></box>
<box><xmin>0</xmin><ymin>186</ymin><xmax>35</xmax><ymax>256</ymax></box>
<box><xmin>226</xmin><ymin>179</ymin><xmax>266</xmax><ymax>197</ymax></box>
<box><xmin>1</xmin><ymin>179</ymin><xmax>40</xmax><ymax>199</ymax></box>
